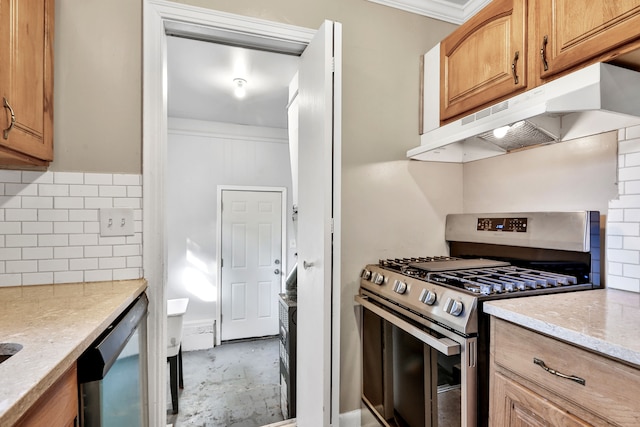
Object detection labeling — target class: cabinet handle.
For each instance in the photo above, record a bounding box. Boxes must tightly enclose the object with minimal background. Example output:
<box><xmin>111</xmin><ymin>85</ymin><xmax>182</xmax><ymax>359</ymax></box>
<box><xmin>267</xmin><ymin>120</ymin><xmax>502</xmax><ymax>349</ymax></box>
<box><xmin>511</xmin><ymin>51</ymin><xmax>520</xmax><ymax>85</ymax></box>
<box><xmin>2</xmin><ymin>97</ymin><xmax>16</xmax><ymax>140</ymax></box>
<box><xmin>541</xmin><ymin>35</ymin><xmax>549</xmax><ymax>72</ymax></box>
<box><xmin>533</xmin><ymin>358</ymin><xmax>586</xmax><ymax>385</ymax></box>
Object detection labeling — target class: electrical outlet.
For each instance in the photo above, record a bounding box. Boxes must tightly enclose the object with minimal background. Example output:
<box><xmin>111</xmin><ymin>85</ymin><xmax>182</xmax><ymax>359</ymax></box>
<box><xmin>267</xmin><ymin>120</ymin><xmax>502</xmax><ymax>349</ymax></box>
<box><xmin>99</xmin><ymin>208</ymin><xmax>134</xmax><ymax>236</ymax></box>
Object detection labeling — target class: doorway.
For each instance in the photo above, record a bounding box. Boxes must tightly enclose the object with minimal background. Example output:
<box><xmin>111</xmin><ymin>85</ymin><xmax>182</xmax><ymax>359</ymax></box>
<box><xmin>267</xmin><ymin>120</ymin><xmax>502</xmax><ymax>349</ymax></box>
<box><xmin>218</xmin><ymin>187</ymin><xmax>286</xmax><ymax>341</ymax></box>
<box><xmin>143</xmin><ymin>2</ymin><xmax>341</xmax><ymax>426</ymax></box>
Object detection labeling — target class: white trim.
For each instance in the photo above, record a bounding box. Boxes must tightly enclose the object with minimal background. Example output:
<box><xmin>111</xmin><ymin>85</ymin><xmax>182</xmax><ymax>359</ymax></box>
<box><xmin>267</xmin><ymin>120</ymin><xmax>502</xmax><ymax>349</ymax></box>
<box><xmin>215</xmin><ymin>185</ymin><xmax>288</xmax><ymax>346</ymax></box>
<box><xmin>366</xmin><ymin>0</ymin><xmax>490</xmax><ymax>24</ymax></box>
<box><xmin>143</xmin><ymin>1</ymin><xmax>316</xmax><ymax>424</ymax></box>
<box><xmin>168</xmin><ymin>117</ymin><xmax>289</xmax><ymax>144</ymax></box>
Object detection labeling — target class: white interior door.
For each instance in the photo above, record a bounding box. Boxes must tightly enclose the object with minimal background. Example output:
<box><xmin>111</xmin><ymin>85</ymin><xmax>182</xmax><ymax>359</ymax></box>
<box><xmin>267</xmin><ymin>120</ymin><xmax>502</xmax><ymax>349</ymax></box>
<box><xmin>220</xmin><ymin>189</ymin><xmax>283</xmax><ymax>341</ymax></box>
<box><xmin>296</xmin><ymin>20</ymin><xmax>341</xmax><ymax>426</ymax></box>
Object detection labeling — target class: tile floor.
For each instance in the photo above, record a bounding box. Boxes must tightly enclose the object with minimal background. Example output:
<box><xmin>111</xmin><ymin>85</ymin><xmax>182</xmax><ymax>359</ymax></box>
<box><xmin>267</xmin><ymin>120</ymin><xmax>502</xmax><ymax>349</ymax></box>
<box><xmin>167</xmin><ymin>336</ymin><xmax>288</xmax><ymax>427</ymax></box>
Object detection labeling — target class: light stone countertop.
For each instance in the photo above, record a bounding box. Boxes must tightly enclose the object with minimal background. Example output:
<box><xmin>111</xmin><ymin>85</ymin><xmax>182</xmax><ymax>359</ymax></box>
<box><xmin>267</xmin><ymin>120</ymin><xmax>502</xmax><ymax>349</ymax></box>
<box><xmin>0</xmin><ymin>279</ymin><xmax>147</xmax><ymax>427</ymax></box>
<box><xmin>483</xmin><ymin>288</ymin><xmax>640</xmax><ymax>368</ymax></box>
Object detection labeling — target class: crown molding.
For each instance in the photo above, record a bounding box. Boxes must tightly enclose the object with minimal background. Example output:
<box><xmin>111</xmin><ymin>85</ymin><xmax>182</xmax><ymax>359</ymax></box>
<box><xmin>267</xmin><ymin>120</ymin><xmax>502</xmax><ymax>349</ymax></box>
<box><xmin>367</xmin><ymin>0</ymin><xmax>491</xmax><ymax>24</ymax></box>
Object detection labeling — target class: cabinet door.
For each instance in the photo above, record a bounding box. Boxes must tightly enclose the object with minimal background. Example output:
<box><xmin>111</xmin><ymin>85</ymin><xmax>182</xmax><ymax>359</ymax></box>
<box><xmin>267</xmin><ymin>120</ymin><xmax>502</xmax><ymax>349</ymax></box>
<box><xmin>492</xmin><ymin>371</ymin><xmax>592</xmax><ymax>427</ymax></box>
<box><xmin>538</xmin><ymin>0</ymin><xmax>640</xmax><ymax>78</ymax></box>
<box><xmin>0</xmin><ymin>0</ymin><xmax>54</xmax><ymax>164</ymax></box>
<box><xmin>440</xmin><ymin>0</ymin><xmax>527</xmax><ymax>121</ymax></box>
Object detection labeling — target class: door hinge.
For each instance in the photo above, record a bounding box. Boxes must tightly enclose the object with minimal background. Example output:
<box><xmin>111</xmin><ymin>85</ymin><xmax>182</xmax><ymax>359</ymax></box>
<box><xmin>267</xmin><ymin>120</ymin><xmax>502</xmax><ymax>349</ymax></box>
<box><xmin>331</xmin><ymin>218</ymin><xmax>334</xmax><ymax>233</ymax></box>
<box><xmin>221</xmin><ymin>258</ymin><xmax>224</xmax><ymax>268</ymax></box>
<box><xmin>331</xmin><ymin>57</ymin><xmax>335</xmax><ymax>73</ymax></box>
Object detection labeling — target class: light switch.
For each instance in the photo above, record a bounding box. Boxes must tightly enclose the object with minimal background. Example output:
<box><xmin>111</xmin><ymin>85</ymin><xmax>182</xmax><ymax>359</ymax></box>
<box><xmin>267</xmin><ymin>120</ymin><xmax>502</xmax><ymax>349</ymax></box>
<box><xmin>99</xmin><ymin>208</ymin><xmax>134</xmax><ymax>236</ymax></box>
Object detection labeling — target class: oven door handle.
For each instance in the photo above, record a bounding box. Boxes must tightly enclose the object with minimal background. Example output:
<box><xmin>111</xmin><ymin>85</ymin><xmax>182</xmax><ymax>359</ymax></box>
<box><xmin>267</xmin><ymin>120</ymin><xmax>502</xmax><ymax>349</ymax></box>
<box><xmin>355</xmin><ymin>295</ymin><xmax>461</xmax><ymax>356</ymax></box>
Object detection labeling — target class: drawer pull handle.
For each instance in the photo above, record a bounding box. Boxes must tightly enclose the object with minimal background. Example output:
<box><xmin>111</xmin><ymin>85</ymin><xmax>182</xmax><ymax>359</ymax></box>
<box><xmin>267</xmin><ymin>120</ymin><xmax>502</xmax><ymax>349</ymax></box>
<box><xmin>511</xmin><ymin>51</ymin><xmax>519</xmax><ymax>85</ymax></box>
<box><xmin>540</xmin><ymin>35</ymin><xmax>549</xmax><ymax>71</ymax></box>
<box><xmin>3</xmin><ymin>97</ymin><xmax>16</xmax><ymax>140</ymax></box>
<box><xmin>533</xmin><ymin>358</ymin><xmax>585</xmax><ymax>385</ymax></box>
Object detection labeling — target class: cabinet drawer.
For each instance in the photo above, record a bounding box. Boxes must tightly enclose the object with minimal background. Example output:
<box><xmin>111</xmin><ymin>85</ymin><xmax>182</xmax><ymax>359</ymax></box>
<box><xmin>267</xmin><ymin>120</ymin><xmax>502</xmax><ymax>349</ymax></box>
<box><xmin>493</xmin><ymin>318</ymin><xmax>640</xmax><ymax>426</ymax></box>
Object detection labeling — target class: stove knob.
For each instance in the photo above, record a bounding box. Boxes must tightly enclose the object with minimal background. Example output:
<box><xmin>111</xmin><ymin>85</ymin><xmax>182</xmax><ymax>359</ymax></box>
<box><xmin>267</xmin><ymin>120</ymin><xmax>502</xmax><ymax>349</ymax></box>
<box><xmin>360</xmin><ymin>268</ymin><xmax>371</xmax><ymax>280</ymax></box>
<box><xmin>371</xmin><ymin>272</ymin><xmax>385</xmax><ymax>285</ymax></box>
<box><xmin>419</xmin><ymin>289</ymin><xmax>437</xmax><ymax>305</ymax></box>
<box><xmin>393</xmin><ymin>280</ymin><xmax>407</xmax><ymax>294</ymax></box>
<box><xmin>444</xmin><ymin>298</ymin><xmax>464</xmax><ymax>317</ymax></box>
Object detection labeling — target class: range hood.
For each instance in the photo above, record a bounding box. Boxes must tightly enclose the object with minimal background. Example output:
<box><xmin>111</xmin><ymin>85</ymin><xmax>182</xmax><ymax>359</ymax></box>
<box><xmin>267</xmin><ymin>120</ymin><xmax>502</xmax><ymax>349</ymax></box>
<box><xmin>409</xmin><ymin>61</ymin><xmax>640</xmax><ymax>163</ymax></box>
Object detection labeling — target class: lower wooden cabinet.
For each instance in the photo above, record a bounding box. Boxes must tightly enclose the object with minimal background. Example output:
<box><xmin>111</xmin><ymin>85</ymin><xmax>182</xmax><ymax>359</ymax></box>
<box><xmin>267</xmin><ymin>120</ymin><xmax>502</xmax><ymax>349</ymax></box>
<box><xmin>15</xmin><ymin>363</ymin><xmax>78</xmax><ymax>427</ymax></box>
<box><xmin>490</xmin><ymin>318</ymin><xmax>640</xmax><ymax>427</ymax></box>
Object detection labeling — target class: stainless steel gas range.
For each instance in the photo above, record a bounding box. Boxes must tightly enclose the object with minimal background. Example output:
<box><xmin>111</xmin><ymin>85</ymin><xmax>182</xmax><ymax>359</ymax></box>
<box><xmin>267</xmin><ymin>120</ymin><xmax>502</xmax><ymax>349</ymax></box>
<box><xmin>356</xmin><ymin>211</ymin><xmax>600</xmax><ymax>427</ymax></box>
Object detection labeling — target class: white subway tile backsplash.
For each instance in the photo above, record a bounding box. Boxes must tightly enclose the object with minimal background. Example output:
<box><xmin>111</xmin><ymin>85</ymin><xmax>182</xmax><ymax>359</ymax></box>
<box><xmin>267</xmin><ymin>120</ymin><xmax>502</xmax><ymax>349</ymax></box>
<box><xmin>39</xmin><ymin>184</ymin><xmax>70</xmax><ymax>197</ymax></box>
<box><xmin>38</xmin><ymin>209</ymin><xmax>69</xmax><ymax>222</ymax></box>
<box><xmin>608</xmin><ymin>248</ymin><xmax>640</xmax><ymax>264</ymax></box>
<box><xmin>0</xmin><ymin>172</ymin><xmax>142</xmax><ymax>287</ymax></box>
<box><xmin>0</xmin><ymin>196</ymin><xmax>21</xmax><ymax>208</ymax></box>
<box><xmin>70</xmin><ymin>185</ymin><xmax>99</xmax><ymax>197</ymax></box>
<box><xmin>54</xmin><ymin>271</ymin><xmax>84</xmax><ymax>284</ymax></box>
<box><xmin>114</xmin><ymin>244</ymin><xmax>141</xmax><ymax>257</ymax></box>
<box><xmin>85</xmin><ymin>269</ymin><xmax>113</xmax><ymax>282</ymax></box>
<box><xmin>38</xmin><ymin>259</ymin><xmax>69</xmax><ymax>272</ymax></box>
<box><xmin>0</xmin><ymin>274</ymin><xmax>21</xmax><ymax>287</ymax></box>
<box><xmin>84</xmin><ymin>174</ymin><xmax>112</xmax><ymax>185</ymax></box>
<box><xmin>69</xmin><ymin>209</ymin><xmax>98</xmax><ymax>222</ymax></box>
<box><xmin>23</xmin><ymin>247</ymin><xmax>54</xmax><ymax>260</ymax></box>
<box><xmin>6</xmin><ymin>209</ymin><xmax>37</xmax><ymax>222</ymax></box>
<box><xmin>54</xmin><ymin>246</ymin><xmax>83</xmax><ymax>259</ymax></box>
<box><xmin>0</xmin><ymin>222</ymin><xmax>21</xmax><ymax>234</ymax></box>
<box><xmin>70</xmin><ymin>258</ymin><xmax>98</xmax><ymax>271</ymax></box>
<box><xmin>6</xmin><ymin>183</ymin><xmax>37</xmax><ymax>196</ymax></box>
<box><xmin>22</xmin><ymin>171</ymin><xmax>53</xmax><ymax>184</ymax></box>
<box><xmin>23</xmin><ymin>222</ymin><xmax>53</xmax><ymax>234</ymax></box>
<box><xmin>0</xmin><ymin>171</ymin><xmax>22</xmax><ymax>183</ymax></box>
<box><xmin>54</xmin><ymin>197</ymin><xmax>84</xmax><ymax>209</ymax></box>
<box><xmin>54</xmin><ymin>222</ymin><xmax>84</xmax><ymax>234</ymax></box>
<box><xmin>84</xmin><ymin>198</ymin><xmax>113</xmax><ymax>209</ymax></box>
<box><xmin>6</xmin><ymin>260</ymin><xmax>38</xmax><ymax>274</ymax></box>
<box><xmin>69</xmin><ymin>234</ymin><xmax>98</xmax><ymax>246</ymax></box>
<box><xmin>23</xmin><ymin>272</ymin><xmax>54</xmax><ymax>286</ymax></box>
<box><xmin>6</xmin><ymin>235</ymin><xmax>37</xmax><ymax>247</ymax></box>
<box><xmin>38</xmin><ymin>234</ymin><xmax>69</xmax><ymax>247</ymax></box>
<box><xmin>607</xmin><ymin>275</ymin><xmax>640</xmax><ymax>292</ymax></box>
<box><xmin>113</xmin><ymin>174</ymin><xmax>140</xmax><ymax>186</ymax></box>
<box><xmin>113</xmin><ymin>268</ymin><xmax>141</xmax><ymax>280</ymax></box>
<box><xmin>99</xmin><ymin>185</ymin><xmax>127</xmax><ymax>198</ymax></box>
<box><xmin>0</xmin><ymin>248</ymin><xmax>21</xmax><ymax>260</ymax></box>
<box><xmin>99</xmin><ymin>257</ymin><xmax>126</xmax><ymax>269</ymax></box>
<box><xmin>22</xmin><ymin>196</ymin><xmax>53</xmax><ymax>209</ymax></box>
<box><xmin>54</xmin><ymin>172</ymin><xmax>83</xmax><ymax>184</ymax></box>
<box><xmin>618</xmin><ymin>166</ymin><xmax>640</xmax><ymax>181</ymax></box>
<box><xmin>85</xmin><ymin>245</ymin><xmax>112</xmax><ymax>258</ymax></box>
<box><xmin>626</xmin><ymin>124</ymin><xmax>640</xmax><ymax>140</ymax></box>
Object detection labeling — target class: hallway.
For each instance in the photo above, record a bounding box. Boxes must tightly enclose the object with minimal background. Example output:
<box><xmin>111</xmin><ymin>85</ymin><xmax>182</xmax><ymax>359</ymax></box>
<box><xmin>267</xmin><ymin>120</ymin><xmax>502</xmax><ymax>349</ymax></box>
<box><xmin>167</xmin><ymin>337</ymin><xmax>285</xmax><ymax>426</ymax></box>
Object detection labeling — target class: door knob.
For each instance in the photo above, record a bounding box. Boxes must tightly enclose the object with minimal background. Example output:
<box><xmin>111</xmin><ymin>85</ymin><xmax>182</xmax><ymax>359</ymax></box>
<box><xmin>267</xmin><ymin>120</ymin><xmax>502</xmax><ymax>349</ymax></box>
<box><xmin>274</xmin><ymin>269</ymin><xmax>280</xmax><ymax>275</ymax></box>
<box><xmin>303</xmin><ymin>261</ymin><xmax>314</xmax><ymax>270</ymax></box>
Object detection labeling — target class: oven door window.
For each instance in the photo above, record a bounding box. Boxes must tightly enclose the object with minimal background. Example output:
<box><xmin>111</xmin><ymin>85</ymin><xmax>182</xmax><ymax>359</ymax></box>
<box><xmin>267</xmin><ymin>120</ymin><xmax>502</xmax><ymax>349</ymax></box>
<box><xmin>362</xmin><ymin>306</ymin><xmax>462</xmax><ymax>427</ymax></box>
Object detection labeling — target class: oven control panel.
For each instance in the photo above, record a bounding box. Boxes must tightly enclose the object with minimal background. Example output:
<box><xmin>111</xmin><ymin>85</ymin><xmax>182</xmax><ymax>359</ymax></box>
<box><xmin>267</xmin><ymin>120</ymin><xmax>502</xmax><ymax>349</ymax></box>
<box><xmin>359</xmin><ymin>265</ymin><xmax>477</xmax><ymax>335</ymax></box>
<box><xmin>477</xmin><ymin>217</ymin><xmax>528</xmax><ymax>232</ymax></box>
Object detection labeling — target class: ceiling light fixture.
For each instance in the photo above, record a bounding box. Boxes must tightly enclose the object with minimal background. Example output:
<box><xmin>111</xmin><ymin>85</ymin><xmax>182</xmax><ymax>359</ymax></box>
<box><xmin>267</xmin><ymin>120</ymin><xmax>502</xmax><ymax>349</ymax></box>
<box><xmin>233</xmin><ymin>78</ymin><xmax>247</xmax><ymax>99</ymax></box>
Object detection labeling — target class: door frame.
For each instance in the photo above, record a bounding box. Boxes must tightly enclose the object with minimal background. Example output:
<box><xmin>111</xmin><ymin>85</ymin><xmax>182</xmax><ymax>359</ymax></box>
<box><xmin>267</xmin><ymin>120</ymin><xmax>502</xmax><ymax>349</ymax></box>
<box><xmin>143</xmin><ymin>1</ymin><xmax>341</xmax><ymax>426</ymax></box>
<box><xmin>216</xmin><ymin>185</ymin><xmax>287</xmax><ymax>345</ymax></box>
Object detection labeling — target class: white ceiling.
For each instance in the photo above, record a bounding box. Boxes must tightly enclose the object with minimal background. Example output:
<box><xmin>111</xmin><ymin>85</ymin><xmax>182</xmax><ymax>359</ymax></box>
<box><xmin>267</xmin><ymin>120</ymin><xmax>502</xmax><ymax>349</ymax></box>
<box><xmin>166</xmin><ymin>0</ymin><xmax>488</xmax><ymax>129</ymax></box>
<box><xmin>167</xmin><ymin>36</ymin><xmax>299</xmax><ymax>129</ymax></box>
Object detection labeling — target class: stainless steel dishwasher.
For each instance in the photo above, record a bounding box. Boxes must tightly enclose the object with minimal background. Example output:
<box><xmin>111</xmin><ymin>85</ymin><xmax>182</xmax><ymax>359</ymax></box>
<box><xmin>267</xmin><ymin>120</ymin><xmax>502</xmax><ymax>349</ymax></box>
<box><xmin>77</xmin><ymin>293</ymin><xmax>149</xmax><ymax>427</ymax></box>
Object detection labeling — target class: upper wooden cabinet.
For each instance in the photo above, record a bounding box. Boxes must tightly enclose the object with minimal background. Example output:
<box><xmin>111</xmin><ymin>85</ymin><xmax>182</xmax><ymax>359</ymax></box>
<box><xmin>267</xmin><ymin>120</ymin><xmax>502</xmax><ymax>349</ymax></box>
<box><xmin>538</xmin><ymin>0</ymin><xmax>640</xmax><ymax>79</ymax></box>
<box><xmin>440</xmin><ymin>0</ymin><xmax>528</xmax><ymax>121</ymax></box>
<box><xmin>0</xmin><ymin>0</ymin><xmax>54</xmax><ymax>168</ymax></box>
<box><xmin>435</xmin><ymin>0</ymin><xmax>640</xmax><ymax>123</ymax></box>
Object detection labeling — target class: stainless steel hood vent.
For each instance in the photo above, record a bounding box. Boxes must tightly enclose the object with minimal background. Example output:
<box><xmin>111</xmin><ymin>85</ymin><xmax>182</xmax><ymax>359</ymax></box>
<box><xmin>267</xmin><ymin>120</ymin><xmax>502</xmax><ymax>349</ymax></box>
<box><xmin>409</xmin><ymin>61</ymin><xmax>640</xmax><ymax>162</ymax></box>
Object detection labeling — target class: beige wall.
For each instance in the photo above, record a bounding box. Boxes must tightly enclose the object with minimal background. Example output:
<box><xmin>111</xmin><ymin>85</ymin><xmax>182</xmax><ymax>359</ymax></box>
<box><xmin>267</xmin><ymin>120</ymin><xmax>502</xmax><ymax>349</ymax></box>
<box><xmin>53</xmin><ymin>0</ymin><xmax>460</xmax><ymax>414</ymax></box>
<box><xmin>53</xmin><ymin>0</ymin><xmax>142</xmax><ymax>173</ymax></box>
<box><xmin>463</xmin><ymin>133</ymin><xmax>618</xmax><ymax>215</ymax></box>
